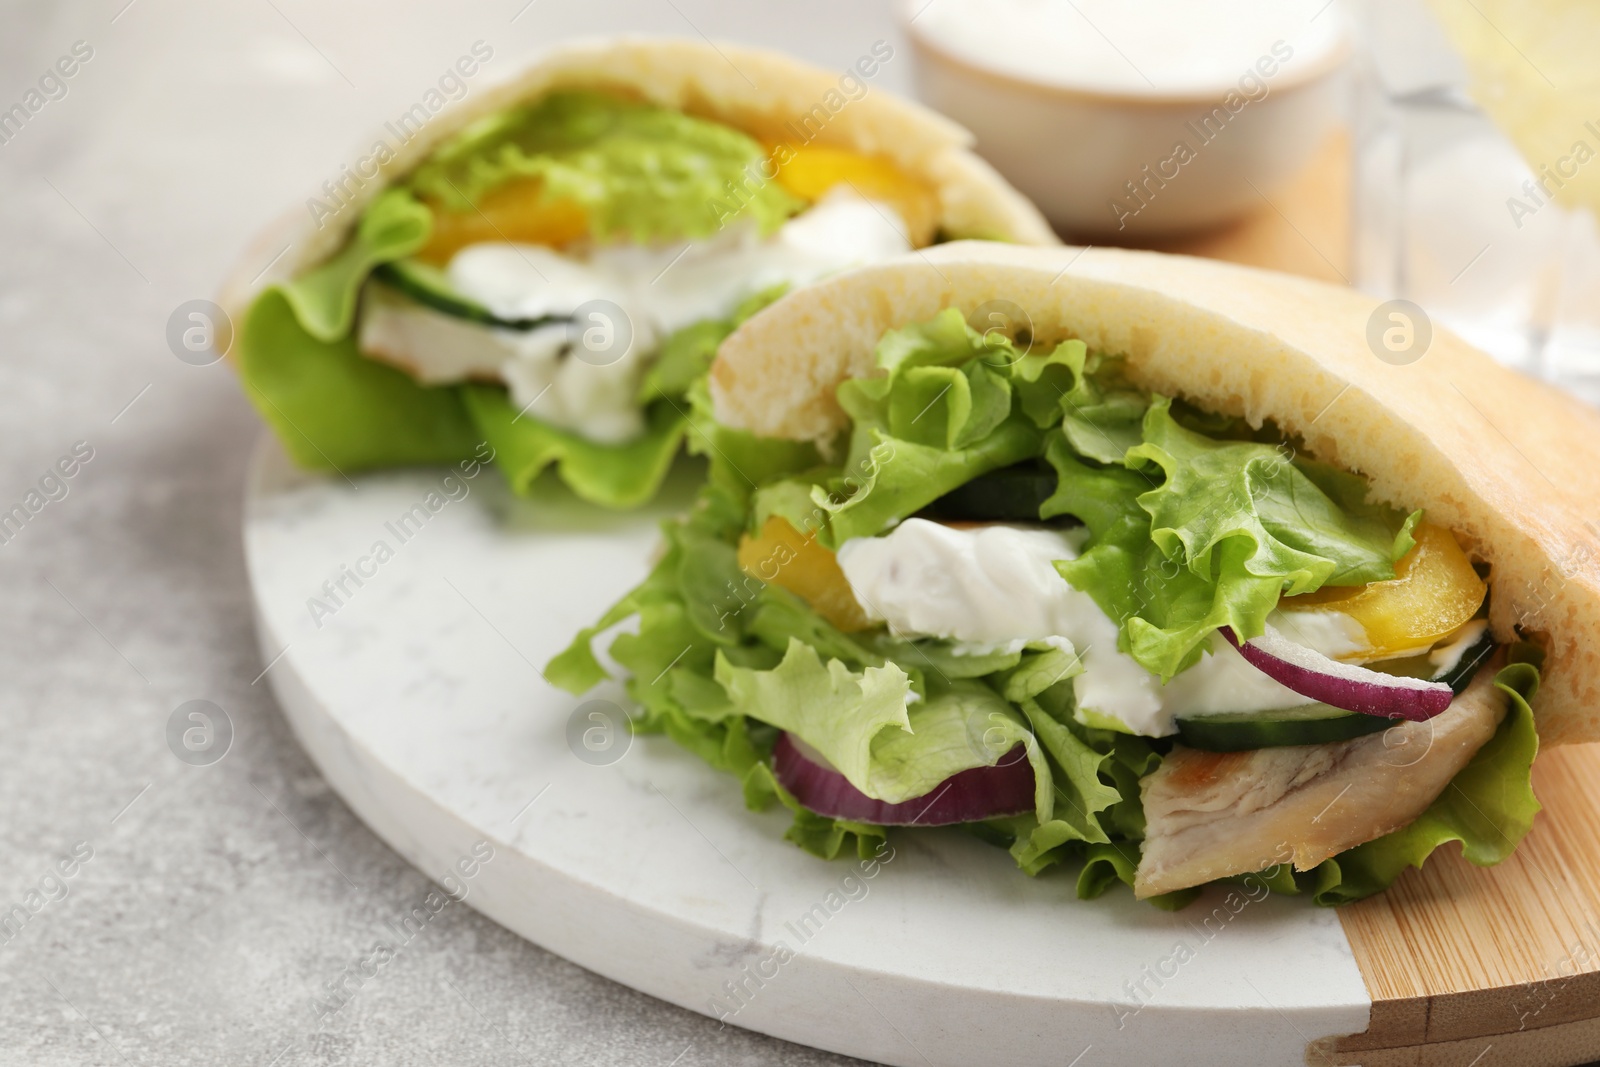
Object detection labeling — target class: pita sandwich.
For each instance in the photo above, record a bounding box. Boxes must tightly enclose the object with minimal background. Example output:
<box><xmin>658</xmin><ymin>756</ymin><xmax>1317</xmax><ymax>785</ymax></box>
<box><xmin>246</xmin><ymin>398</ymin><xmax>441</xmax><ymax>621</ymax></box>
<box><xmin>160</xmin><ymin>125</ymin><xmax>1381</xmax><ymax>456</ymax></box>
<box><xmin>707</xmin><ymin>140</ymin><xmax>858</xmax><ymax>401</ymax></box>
<box><xmin>219</xmin><ymin>38</ymin><xmax>1055</xmax><ymax>508</ymax></box>
<box><xmin>554</xmin><ymin>240</ymin><xmax>1594</xmax><ymax>902</ymax></box>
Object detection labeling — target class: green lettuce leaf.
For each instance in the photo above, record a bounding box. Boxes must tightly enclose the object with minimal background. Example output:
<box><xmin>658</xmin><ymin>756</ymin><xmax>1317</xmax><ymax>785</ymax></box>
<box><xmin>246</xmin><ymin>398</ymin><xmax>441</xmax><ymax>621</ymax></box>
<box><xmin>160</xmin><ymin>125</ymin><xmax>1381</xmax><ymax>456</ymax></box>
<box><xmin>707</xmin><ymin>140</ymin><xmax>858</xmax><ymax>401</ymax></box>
<box><xmin>1048</xmin><ymin>396</ymin><xmax>1420</xmax><ymax>679</ymax></box>
<box><xmin>866</xmin><ymin>681</ymin><xmax>1051</xmax><ymax>817</ymax></box>
<box><xmin>460</xmin><ymin>387</ymin><xmax>688</xmax><ymax>509</ymax></box>
<box><xmin>278</xmin><ymin>188</ymin><xmax>433</xmax><ymax>342</ymax></box>
<box><xmin>235</xmin><ymin>187</ymin><xmax>483</xmax><ymax>473</ymax></box>
<box><xmin>1002</xmin><ymin>652</ymin><xmax>1105</xmax><ymax>822</ymax></box>
<box><xmin>870</xmin><ymin>637</ymin><xmax>1025</xmax><ymax>681</ymax></box>
<box><xmin>775</xmin><ymin>310</ymin><xmax>1051</xmax><ymax>547</ymax></box>
<box><xmin>236</xmin><ymin>288</ymin><xmax>481</xmax><ymax>473</ymax></box>
<box><xmin>746</xmin><ymin>587</ymin><xmax>884</xmax><ymax>675</ymax></box>
<box><xmin>756</xmin><ymin>311</ymin><xmax>1161</xmax><ymax>550</ymax></box>
<box><xmin>989</xmin><ymin>649</ymin><xmax>1130</xmax><ymax>857</ymax></box>
<box><xmin>408</xmin><ymin>90</ymin><xmax>803</xmax><ymax>241</ymax></box>
<box><xmin>1077</xmin><ymin>842</ymin><xmax>1202</xmax><ymax>912</ymax></box>
<box><xmin>682</xmin><ymin>377</ymin><xmax>824</xmax><ymax>505</ymax></box>
<box><xmin>813</xmin><ymin>424</ymin><xmax>1043</xmax><ymax>547</ymax></box>
<box><xmin>1128</xmin><ymin>397</ymin><xmax>1418</xmax><ymax>592</ymax></box>
<box><xmin>709</xmin><ymin>627</ymin><xmax>1054</xmax><ymax>819</ymax></box>
<box><xmin>545</xmin><ymin>506</ymin><xmax>902</xmax><ymax>856</ymax></box>
<box><xmin>714</xmin><ymin>639</ymin><xmax>914</xmax><ymax>796</ymax></box>
<box><xmin>1022</xmin><ymin>343</ymin><xmax>1148</xmax><ymax>462</ymax></box>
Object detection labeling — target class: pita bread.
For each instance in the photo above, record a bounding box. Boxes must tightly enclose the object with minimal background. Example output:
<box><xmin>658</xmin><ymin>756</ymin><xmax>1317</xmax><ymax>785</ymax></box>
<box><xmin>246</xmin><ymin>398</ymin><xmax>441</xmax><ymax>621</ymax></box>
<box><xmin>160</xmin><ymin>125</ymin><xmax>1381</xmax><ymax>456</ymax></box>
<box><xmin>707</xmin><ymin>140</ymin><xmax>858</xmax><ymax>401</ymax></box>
<box><xmin>217</xmin><ymin>36</ymin><xmax>1057</xmax><ymax>331</ymax></box>
<box><xmin>710</xmin><ymin>241</ymin><xmax>1600</xmax><ymax>745</ymax></box>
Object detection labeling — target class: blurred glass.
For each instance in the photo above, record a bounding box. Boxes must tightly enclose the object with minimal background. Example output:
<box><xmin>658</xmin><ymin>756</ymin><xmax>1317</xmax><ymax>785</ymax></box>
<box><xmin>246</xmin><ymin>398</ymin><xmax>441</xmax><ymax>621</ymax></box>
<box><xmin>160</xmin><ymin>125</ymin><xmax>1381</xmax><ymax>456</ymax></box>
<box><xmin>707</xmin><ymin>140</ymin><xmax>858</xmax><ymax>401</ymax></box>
<box><xmin>1349</xmin><ymin>0</ymin><xmax>1600</xmax><ymax>404</ymax></box>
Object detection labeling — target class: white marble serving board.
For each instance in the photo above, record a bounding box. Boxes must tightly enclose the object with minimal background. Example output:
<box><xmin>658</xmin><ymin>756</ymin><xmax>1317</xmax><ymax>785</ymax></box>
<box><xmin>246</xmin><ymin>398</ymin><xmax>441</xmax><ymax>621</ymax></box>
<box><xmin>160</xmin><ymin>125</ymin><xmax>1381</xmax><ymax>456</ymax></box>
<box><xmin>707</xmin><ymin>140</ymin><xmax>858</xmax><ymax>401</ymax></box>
<box><xmin>243</xmin><ymin>434</ymin><xmax>1372</xmax><ymax>1066</ymax></box>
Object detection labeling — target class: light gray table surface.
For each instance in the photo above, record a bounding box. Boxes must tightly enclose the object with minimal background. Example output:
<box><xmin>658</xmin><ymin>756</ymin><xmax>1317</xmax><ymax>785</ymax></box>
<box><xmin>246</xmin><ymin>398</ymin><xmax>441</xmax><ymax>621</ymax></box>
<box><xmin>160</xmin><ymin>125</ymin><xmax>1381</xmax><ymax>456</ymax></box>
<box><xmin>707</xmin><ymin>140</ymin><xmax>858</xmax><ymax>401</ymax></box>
<box><xmin>0</xmin><ymin>2</ymin><xmax>907</xmax><ymax>1063</ymax></box>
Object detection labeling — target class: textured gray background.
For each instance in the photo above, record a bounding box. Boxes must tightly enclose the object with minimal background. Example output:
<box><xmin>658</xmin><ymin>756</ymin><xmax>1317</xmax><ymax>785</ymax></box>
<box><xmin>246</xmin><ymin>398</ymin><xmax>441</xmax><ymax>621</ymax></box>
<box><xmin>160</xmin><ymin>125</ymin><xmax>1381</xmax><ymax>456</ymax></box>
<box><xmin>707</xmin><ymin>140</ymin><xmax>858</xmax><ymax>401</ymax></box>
<box><xmin>0</xmin><ymin>2</ymin><xmax>903</xmax><ymax>1063</ymax></box>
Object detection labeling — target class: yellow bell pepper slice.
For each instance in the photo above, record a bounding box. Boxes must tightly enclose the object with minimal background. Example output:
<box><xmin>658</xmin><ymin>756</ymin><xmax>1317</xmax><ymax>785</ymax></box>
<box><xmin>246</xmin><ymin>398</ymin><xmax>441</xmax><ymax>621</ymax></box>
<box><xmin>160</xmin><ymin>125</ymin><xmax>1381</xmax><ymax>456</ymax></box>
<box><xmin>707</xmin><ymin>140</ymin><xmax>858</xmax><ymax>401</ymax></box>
<box><xmin>767</xmin><ymin>143</ymin><xmax>939</xmax><ymax>248</ymax></box>
<box><xmin>738</xmin><ymin>516</ymin><xmax>874</xmax><ymax>633</ymax></box>
<box><xmin>416</xmin><ymin>178</ymin><xmax>588</xmax><ymax>265</ymax></box>
<box><xmin>1281</xmin><ymin>523</ymin><xmax>1487</xmax><ymax>659</ymax></box>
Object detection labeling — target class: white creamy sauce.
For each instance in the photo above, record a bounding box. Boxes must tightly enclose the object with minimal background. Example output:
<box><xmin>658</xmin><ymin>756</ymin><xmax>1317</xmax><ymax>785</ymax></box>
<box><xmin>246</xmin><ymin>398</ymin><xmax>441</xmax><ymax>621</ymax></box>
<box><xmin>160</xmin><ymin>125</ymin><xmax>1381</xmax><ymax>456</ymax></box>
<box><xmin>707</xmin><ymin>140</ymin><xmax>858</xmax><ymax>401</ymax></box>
<box><xmin>1268</xmin><ymin>608</ymin><xmax>1369</xmax><ymax>661</ymax></box>
<box><xmin>358</xmin><ymin>284</ymin><xmax>512</xmax><ymax>383</ymax></box>
<box><xmin>835</xmin><ymin>519</ymin><xmax>1368</xmax><ymax>737</ymax></box>
<box><xmin>357</xmin><ymin>190</ymin><xmax>911</xmax><ymax>443</ymax></box>
<box><xmin>1428</xmin><ymin>619</ymin><xmax>1489</xmax><ymax>674</ymax></box>
<box><xmin>837</xmin><ymin>522</ymin><xmax>1092</xmax><ymax>647</ymax></box>
<box><xmin>914</xmin><ymin>0</ymin><xmax>1346</xmax><ymax>96</ymax></box>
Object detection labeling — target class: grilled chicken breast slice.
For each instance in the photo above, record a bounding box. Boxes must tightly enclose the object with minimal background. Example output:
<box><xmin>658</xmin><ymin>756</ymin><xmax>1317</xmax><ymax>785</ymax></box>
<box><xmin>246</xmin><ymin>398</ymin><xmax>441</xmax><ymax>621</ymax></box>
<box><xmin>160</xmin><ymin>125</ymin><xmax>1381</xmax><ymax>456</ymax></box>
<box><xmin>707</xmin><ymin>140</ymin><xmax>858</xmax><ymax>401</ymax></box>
<box><xmin>1134</xmin><ymin>664</ymin><xmax>1506</xmax><ymax>898</ymax></box>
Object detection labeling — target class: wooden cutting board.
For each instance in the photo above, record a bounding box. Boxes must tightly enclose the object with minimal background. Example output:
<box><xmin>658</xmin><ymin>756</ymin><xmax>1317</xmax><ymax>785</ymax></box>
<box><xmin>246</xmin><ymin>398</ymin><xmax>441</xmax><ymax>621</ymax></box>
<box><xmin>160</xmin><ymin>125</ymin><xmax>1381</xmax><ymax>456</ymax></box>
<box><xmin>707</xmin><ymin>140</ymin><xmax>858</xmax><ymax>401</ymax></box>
<box><xmin>1332</xmin><ymin>745</ymin><xmax>1600</xmax><ymax>1065</ymax></box>
<box><xmin>1149</xmin><ymin>131</ymin><xmax>1600</xmax><ymax>1067</ymax></box>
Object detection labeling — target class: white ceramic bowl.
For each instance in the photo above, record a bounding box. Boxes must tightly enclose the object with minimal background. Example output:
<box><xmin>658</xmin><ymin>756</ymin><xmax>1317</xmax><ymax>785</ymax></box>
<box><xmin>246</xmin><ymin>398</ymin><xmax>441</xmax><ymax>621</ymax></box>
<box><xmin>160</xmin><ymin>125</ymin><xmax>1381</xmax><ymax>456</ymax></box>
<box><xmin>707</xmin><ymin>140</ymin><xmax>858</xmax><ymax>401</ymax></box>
<box><xmin>902</xmin><ymin>2</ymin><xmax>1352</xmax><ymax>240</ymax></box>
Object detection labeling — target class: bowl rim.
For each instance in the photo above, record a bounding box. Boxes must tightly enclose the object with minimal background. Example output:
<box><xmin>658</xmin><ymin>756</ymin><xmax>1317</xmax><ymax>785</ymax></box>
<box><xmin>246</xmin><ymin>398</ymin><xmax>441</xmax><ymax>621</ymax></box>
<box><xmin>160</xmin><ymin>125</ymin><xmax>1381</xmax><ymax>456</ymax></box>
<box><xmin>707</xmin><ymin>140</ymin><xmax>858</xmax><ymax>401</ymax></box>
<box><xmin>899</xmin><ymin>0</ymin><xmax>1352</xmax><ymax>108</ymax></box>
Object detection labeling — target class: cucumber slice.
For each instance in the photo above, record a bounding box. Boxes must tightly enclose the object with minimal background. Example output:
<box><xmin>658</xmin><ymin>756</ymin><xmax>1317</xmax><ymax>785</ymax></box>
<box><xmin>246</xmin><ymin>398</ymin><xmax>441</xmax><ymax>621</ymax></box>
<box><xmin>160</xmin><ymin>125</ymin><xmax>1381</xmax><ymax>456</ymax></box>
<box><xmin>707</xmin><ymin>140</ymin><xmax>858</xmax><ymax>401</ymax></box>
<box><xmin>373</xmin><ymin>259</ymin><xmax>571</xmax><ymax>332</ymax></box>
<box><xmin>1433</xmin><ymin>631</ymin><xmax>1496</xmax><ymax>695</ymax></box>
<box><xmin>1176</xmin><ymin>703</ymin><xmax>1393</xmax><ymax>752</ymax></box>
<box><xmin>921</xmin><ymin>463</ymin><xmax>1060</xmax><ymax>523</ymax></box>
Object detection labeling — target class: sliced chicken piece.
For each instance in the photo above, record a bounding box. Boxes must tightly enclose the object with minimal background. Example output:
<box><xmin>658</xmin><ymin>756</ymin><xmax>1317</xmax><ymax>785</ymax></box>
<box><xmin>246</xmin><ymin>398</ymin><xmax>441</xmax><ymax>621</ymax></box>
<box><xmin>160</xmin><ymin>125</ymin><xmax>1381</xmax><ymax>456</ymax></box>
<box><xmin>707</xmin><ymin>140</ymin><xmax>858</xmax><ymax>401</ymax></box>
<box><xmin>1134</xmin><ymin>663</ymin><xmax>1506</xmax><ymax>898</ymax></box>
<box><xmin>357</xmin><ymin>284</ymin><xmax>650</xmax><ymax>443</ymax></box>
<box><xmin>358</xmin><ymin>283</ymin><xmax>514</xmax><ymax>385</ymax></box>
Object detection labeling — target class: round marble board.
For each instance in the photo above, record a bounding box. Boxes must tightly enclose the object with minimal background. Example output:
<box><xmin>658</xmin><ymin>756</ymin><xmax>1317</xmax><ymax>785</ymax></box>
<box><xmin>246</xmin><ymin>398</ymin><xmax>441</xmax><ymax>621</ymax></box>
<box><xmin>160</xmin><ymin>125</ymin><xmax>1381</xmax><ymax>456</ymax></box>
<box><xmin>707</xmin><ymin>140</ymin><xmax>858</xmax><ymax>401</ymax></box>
<box><xmin>244</xmin><ymin>435</ymin><xmax>1600</xmax><ymax>1067</ymax></box>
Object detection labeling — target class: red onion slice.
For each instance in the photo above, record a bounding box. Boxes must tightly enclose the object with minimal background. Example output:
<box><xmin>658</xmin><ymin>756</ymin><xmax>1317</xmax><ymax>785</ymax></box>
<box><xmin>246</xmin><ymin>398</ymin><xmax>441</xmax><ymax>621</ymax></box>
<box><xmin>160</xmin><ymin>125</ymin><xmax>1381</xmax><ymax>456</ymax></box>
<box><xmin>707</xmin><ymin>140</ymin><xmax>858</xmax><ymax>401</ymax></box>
<box><xmin>772</xmin><ymin>733</ymin><xmax>1035</xmax><ymax>826</ymax></box>
<box><xmin>1222</xmin><ymin>625</ymin><xmax>1453</xmax><ymax>722</ymax></box>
